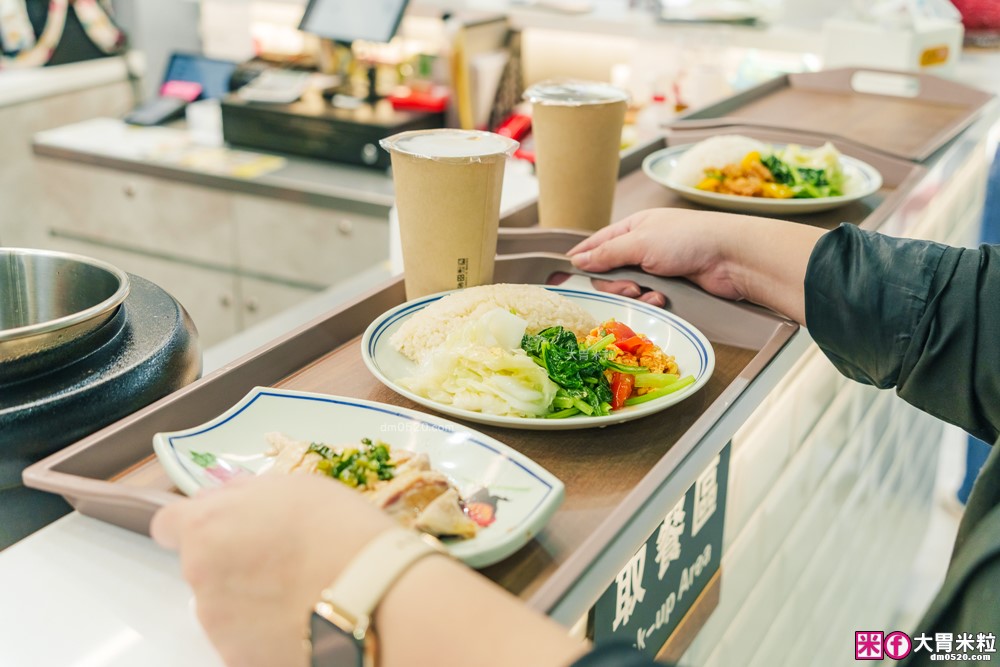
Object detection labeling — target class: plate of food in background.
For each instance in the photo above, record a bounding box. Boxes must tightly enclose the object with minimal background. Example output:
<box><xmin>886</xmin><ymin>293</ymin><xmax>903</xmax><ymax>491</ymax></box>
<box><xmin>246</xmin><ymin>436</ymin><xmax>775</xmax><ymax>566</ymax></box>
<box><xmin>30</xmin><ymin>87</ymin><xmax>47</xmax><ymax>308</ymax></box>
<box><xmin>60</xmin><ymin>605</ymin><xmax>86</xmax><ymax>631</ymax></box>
<box><xmin>362</xmin><ymin>284</ymin><xmax>715</xmax><ymax>430</ymax></box>
<box><xmin>153</xmin><ymin>386</ymin><xmax>565</xmax><ymax>568</ymax></box>
<box><xmin>642</xmin><ymin>134</ymin><xmax>883</xmax><ymax>214</ymax></box>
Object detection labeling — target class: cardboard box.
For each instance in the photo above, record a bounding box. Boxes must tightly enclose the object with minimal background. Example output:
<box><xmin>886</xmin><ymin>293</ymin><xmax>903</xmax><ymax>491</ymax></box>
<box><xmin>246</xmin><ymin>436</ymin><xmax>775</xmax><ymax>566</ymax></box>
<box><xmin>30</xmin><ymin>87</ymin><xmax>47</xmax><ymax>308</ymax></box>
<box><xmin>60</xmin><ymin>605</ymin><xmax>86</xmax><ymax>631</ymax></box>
<box><xmin>822</xmin><ymin>17</ymin><xmax>964</xmax><ymax>77</ymax></box>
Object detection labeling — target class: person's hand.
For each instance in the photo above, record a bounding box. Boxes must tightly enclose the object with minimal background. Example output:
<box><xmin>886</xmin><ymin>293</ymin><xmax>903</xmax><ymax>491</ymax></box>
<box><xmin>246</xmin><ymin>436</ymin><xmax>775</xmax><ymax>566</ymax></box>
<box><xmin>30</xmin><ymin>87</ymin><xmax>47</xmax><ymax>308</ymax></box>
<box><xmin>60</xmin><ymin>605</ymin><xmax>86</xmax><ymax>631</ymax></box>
<box><xmin>567</xmin><ymin>208</ymin><xmax>744</xmax><ymax>302</ymax></box>
<box><xmin>151</xmin><ymin>474</ymin><xmax>394</xmax><ymax>667</ymax></box>
<box><xmin>568</xmin><ymin>207</ymin><xmax>825</xmax><ymax>325</ymax></box>
<box><xmin>545</xmin><ymin>271</ymin><xmax>669</xmax><ymax>308</ymax></box>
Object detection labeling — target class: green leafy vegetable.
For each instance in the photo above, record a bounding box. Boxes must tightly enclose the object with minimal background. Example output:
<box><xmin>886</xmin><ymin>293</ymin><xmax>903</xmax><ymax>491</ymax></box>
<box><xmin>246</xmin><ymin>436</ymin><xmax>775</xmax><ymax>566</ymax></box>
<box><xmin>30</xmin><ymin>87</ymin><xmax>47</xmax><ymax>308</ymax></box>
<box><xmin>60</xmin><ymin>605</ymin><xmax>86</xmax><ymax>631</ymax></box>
<box><xmin>521</xmin><ymin>326</ymin><xmax>616</xmax><ymax>417</ymax></box>
<box><xmin>522</xmin><ymin>325</ymin><xmax>690</xmax><ymax>417</ymax></box>
<box><xmin>546</xmin><ymin>407</ymin><xmax>581</xmax><ymax>419</ymax></box>
<box><xmin>761</xmin><ymin>154</ymin><xmax>794</xmax><ymax>184</ymax></box>
<box><xmin>761</xmin><ymin>142</ymin><xmax>846</xmax><ymax>199</ymax></box>
<box><xmin>520</xmin><ymin>326</ymin><xmax>654</xmax><ymax>417</ymax></box>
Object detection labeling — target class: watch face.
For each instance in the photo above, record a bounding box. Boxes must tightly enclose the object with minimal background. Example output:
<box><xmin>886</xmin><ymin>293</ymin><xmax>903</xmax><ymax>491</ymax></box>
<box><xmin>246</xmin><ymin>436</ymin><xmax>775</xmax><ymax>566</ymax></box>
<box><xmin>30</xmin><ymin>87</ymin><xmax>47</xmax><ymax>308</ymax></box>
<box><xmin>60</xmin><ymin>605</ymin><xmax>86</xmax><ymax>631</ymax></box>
<box><xmin>310</xmin><ymin>612</ymin><xmax>369</xmax><ymax>667</ymax></box>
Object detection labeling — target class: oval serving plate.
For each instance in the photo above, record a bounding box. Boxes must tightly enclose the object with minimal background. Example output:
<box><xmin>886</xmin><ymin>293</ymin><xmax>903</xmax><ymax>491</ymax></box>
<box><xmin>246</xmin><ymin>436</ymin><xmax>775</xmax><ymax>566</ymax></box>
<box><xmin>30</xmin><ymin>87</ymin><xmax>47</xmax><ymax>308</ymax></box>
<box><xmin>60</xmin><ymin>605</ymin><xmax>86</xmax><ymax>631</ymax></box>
<box><xmin>153</xmin><ymin>387</ymin><xmax>565</xmax><ymax>568</ymax></box>
<box><xmin>362</xmin><ymin>286</ymin><xmax>715</xmax><ymax>431</ymax></box>
<box><xmin>642</xmin><ymin>143</ymin><xmax>883</xmax><ymax>215</ymax></box>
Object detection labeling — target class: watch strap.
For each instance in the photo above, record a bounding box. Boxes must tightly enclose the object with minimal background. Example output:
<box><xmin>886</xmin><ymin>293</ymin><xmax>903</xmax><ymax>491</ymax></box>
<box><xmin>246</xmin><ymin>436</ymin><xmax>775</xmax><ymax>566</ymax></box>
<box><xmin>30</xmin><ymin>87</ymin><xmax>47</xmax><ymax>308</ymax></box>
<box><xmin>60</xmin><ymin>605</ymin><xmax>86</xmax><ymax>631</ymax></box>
<box><xmin>316</xmin><ymin>528</ymin><xmax>443</xmax><ymax>627</ymax></box>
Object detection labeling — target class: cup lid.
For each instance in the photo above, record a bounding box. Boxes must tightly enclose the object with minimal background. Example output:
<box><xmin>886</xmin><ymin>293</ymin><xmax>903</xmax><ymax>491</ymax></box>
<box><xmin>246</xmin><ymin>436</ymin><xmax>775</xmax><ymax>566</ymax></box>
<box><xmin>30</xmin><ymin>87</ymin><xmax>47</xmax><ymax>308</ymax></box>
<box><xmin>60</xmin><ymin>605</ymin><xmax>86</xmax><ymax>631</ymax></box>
<box><xmin>380</xmin><ymin>129</ymin><xmax>519</xmax><ymax>161</ymax></box>
<box><xmin>523</xmin><ymin>80</ymin><xmax>630</xmax><ymax>106</ymax></box>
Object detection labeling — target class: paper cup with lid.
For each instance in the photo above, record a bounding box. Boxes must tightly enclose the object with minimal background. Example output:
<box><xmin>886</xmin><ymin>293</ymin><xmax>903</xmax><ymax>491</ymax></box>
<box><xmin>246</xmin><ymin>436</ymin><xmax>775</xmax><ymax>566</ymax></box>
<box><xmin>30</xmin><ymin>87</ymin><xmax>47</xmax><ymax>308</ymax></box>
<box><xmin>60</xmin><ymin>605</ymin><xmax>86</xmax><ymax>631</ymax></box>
<box><xmin>380</xmin><ymin>129</ymin><xmax>518</xmax><ymax>299</ymax></box>
<box><xmin>524</xmin><ymin>80</ymin><xmax>629</xmax><ymax>231</ymax></box>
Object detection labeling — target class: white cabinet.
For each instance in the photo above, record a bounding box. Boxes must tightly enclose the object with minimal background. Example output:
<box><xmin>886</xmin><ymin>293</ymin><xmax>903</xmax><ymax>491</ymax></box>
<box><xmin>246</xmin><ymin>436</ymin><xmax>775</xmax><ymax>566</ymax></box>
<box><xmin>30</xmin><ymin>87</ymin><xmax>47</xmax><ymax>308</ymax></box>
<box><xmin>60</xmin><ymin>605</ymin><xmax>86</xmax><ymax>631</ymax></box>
<box><xmin>238</xmin><ymin>277</ymin><xmax>322</xmax><ymax>329</ymax></box>
<box><xmin>39</xmin><ymin>161</ymin><xmax>237</xmax><ymax>266</ymax></box>
<box><xmin>27</xmin><ymin>158</ymin><xmax>389</xmax><ymax>349</ymax></box>
<box><xmin>232</xmin><ymin>195</ymin><xmax>389</xmax><ymax>288</ymax></box>
<box><xmin>33</xmin><ymin>161</ymin><xmax>242</xmax><ymax>347</ymax></box>
<box><xmin>0</xmin><ymin>78</ymin><xmax>133</xmax><ymax>248</ymax></box>
<box><xmin>231</xmin><ymin>195</ymin><xmax>389</xmax><ymax>331</ymax></box>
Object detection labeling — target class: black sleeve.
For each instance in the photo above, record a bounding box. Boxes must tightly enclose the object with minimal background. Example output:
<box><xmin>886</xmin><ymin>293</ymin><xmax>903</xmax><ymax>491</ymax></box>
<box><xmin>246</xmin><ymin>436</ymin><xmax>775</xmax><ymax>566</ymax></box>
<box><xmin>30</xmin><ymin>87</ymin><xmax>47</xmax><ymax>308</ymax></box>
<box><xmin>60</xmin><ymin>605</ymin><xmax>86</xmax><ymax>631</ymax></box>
<box><xmin>568</xmin><ymin>643</ymin><xmax>665</xmax><ymax>667</ymax></box>
<box><xmin>804</xmin><ymin>223</ymin><xmax>1000</xmax><ymax>444</ymax></box>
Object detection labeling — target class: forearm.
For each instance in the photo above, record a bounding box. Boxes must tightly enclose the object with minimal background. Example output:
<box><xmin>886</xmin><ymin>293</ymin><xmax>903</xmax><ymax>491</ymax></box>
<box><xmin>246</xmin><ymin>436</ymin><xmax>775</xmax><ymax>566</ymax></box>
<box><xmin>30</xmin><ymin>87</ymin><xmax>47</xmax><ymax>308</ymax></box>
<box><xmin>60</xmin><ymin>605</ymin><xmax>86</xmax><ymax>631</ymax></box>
<box><xmin>155</xmin><ymin>476</ymin><xmax>588</xmax><ymax>667</ymax></box>
<box><xmin>720</xmin><ymin>216</ymin><xmax>826</xmax><ymax>325</ymax></box>
<box><xmin>805</xmin><ymin>224</ymin><xmax>1000</xmax><ymax>443</ymax></box>
<box><xmin>567</xmin><ymin>209</ymin><xmax>825</xmax><ymax>324</ymax></box>
<box><xmin>376</xmin><ymin>554</ymin><xmax>588</xmax><ymax>667</ymax></box>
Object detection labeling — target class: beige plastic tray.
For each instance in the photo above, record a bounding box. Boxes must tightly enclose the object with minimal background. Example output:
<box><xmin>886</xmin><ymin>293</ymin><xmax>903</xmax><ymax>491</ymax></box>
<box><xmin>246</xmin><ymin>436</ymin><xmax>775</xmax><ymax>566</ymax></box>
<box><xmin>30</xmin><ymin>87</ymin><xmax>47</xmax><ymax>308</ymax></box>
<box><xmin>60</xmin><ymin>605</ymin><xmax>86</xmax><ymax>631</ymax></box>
<box><xmin>670</xmin><ymin>67</ymin><xmax>993</xmax><ymax>162</ymax></box>
<box><xmin>23</xmin><ymin>251</ymin><xmax>796</xmax><ymax>612</ymax></box>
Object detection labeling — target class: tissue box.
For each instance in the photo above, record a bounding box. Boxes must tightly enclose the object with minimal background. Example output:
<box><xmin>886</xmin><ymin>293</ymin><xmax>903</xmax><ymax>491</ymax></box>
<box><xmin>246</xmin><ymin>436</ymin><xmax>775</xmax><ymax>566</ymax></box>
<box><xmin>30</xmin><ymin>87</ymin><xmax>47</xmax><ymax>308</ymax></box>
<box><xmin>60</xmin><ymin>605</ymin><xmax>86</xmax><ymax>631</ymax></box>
<box><xmin>822</xmin><ymin>17</ymin><xmax>964</xmax><ymax>77</ymax></box>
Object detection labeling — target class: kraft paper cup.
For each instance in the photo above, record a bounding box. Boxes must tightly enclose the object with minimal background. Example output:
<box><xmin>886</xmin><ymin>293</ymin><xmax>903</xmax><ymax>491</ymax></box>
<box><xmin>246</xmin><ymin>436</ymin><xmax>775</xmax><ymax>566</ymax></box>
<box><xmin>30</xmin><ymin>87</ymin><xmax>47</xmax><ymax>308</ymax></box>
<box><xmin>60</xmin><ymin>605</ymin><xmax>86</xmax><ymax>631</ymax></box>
<box><xmin>381</xmin><ymin>129</ymin><xmax>518</xmax><ymax>299</ymax></box>
<box><xmin>525</xmin><ymin>80</ymin><xmax>629</xmax><ymax>231</ymax></box>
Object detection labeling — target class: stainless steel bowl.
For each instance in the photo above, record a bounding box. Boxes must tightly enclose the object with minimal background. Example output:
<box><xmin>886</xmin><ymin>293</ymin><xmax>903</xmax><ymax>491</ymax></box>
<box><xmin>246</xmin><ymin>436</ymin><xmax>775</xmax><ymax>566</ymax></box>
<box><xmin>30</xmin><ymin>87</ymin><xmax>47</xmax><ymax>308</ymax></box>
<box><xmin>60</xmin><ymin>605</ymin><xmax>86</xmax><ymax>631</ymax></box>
<box><xmin>0</xmin><ymin>248</ymin><xmax>130</xmax><ymax>363</ymax></box>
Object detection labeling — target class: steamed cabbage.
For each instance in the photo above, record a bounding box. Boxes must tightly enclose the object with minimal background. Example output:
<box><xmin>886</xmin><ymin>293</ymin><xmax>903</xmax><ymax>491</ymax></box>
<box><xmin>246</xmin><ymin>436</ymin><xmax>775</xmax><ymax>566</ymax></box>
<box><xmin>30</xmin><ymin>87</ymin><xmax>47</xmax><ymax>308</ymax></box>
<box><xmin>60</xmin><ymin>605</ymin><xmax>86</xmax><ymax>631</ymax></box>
<box><xmin>398</xmin><ymin>308</ymin><xmax>558</xmax><ymax>417</ymax></box>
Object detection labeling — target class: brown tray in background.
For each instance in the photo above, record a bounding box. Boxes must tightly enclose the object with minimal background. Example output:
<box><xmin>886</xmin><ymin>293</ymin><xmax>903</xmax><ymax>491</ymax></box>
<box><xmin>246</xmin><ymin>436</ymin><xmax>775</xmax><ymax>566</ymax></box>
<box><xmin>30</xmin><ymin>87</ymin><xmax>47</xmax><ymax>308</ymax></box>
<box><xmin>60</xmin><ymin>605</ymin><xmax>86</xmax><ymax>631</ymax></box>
<box><xmin>23</xmin><ymin>251</ymin><xmax>796</xmax><ymax>615</ymax></box>
<box><xmin>670</xmin><ymin>67</ymin><xmax>993</xmax><ymax>162</ymax></box>
<box><xmin>629</xmin><ymin>126</ymin><xmax>928</xmax><ymax>231</ymax></box>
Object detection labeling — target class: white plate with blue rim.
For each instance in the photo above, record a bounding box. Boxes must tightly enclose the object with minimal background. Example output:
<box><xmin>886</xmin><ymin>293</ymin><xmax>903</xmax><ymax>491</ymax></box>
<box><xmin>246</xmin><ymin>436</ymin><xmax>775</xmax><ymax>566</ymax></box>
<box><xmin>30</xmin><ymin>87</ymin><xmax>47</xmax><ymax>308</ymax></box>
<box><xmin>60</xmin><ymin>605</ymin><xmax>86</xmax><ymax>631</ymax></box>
<box><xmin>642</xmin><ymin>143</ymin><xmax>883</xmax><ymax>215</ymax></box>
<box><xmin>153</xmin><ymin>387</ymin><xmax>565</xmax><ymax>568</ymax></box>
<box><xmin>361</xmin><ymin>286</ymin><xmax>715</xmax><ymax>430</ymax></box>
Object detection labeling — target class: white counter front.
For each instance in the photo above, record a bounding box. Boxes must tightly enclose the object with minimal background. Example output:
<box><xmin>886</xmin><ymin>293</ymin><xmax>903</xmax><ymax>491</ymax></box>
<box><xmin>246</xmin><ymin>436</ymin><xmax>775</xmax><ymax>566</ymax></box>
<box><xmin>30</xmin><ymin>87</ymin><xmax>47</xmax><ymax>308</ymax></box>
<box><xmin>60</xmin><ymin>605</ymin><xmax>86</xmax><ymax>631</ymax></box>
<box><xmin>0</xmin><ymin>514</ymin><xmax>220</xmax><ymax>667</ymax></box>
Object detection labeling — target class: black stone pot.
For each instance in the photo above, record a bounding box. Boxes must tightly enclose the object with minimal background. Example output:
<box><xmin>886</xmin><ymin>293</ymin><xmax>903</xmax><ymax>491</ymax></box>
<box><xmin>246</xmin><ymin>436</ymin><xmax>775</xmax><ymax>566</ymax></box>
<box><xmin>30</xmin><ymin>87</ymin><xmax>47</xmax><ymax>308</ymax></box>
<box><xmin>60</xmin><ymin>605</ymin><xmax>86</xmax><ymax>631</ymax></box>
<box><xmin>0</xmin><ymin>275</ymin><xmax>200</xmax><ymax>546</ymax></box>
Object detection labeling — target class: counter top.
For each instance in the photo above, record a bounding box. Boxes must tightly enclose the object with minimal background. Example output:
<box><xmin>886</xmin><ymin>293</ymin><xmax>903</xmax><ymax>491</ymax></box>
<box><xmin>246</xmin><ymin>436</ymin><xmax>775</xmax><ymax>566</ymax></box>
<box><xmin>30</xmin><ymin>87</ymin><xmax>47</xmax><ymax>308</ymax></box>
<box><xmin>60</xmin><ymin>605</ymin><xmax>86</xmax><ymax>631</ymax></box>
<box><xmin>33</xmin><ymin>118</ymin><xmax>398</xmax><ymax>218</ymax></box>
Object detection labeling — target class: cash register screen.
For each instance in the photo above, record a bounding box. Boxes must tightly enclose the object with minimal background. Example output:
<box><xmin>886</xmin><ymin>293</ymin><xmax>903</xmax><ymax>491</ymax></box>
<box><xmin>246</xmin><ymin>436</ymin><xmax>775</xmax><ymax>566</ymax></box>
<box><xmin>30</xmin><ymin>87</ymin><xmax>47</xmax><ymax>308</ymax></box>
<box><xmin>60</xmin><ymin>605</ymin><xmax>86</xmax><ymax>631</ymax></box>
<box><xmin>299</xmin><ymin>0</ymin><xmax>410</xmax><ymax>45</ymax></box>
<box><xmin>162</xmin><ymin>53</ymin><xmax>238</xmax><ymax>100</ymax></box>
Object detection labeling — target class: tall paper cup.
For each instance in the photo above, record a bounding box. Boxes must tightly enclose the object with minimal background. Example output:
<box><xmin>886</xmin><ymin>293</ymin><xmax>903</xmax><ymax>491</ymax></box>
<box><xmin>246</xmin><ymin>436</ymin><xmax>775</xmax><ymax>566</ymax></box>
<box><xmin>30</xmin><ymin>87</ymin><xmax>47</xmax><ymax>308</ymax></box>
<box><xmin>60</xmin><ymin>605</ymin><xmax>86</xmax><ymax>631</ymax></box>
<box><xmin>381</xmin><ymin>129</ymin><xmax>518</xmax><ymax>299</ymax></box>
<box><xmin>525</xmin><ymin>81</ymin><xmax>629</xmax><ymax>231</ymax></box>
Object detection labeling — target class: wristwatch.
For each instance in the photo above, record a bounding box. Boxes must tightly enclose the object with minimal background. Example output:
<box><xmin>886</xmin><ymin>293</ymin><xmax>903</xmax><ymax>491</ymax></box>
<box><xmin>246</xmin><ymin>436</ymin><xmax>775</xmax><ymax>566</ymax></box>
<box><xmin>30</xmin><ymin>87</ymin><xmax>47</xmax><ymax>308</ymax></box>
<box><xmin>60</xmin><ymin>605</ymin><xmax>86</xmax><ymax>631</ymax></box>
<box><xmin>310</xmin><ymin>527</ymin><xmax>447</xmax><ymax>667</ymax></box>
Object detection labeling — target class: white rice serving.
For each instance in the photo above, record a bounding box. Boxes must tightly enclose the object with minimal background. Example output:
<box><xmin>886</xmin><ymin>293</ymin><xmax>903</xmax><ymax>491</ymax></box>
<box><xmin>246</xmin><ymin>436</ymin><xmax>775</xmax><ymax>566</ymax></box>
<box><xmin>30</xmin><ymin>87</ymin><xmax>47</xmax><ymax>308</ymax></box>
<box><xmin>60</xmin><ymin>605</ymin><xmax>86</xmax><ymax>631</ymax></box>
<box><xmin>670</xmin><ymin>135</ymin><xmax>767</xmax><ymax>187</ymax></box>
<box><xmin>391</xmin><ymin>284</ymin><xmax>596</xmax><ymax>363</ymax></box>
